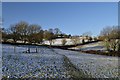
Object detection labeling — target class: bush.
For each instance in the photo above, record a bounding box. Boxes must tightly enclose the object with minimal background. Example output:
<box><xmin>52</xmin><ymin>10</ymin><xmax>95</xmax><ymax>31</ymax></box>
<box><xmin>100</xmin><ymin>26</ymin><xmax>120</xmax><ymax>52</ymax></box>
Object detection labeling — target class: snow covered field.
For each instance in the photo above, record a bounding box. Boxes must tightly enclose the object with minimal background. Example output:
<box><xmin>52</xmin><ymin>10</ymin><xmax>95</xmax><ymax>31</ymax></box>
<box><xmin>43</xmin><ymin>38</ymin><xmax>88</xmax><ymax>45</ymax></box>
<box><xmin>54</xmin><ymin>49</ymin><xmax>119</xmax><ymax>78</ymax></box>
<box><xmin>43</xmin><ymin>38</ymin><xmax>73</xmax><ymax>45</ymax></box>
<box><xmin>70</xmin><ymin>41</ymin><xmax>106</xmax><ymax>51</ymax></box>
<box><xmin>2</xmin><ymin>44</ymin><xmax>70</xmax><ymax>78</ymax></box>
<box><xmin>80</xmin><ymin>41</ymin><xmax>106</xmax><ymax>51</ymax></box>
<box><xmin>2</xmin><ymin>44</ymin><xmax>119</xmax><ymax>78</ymax></box>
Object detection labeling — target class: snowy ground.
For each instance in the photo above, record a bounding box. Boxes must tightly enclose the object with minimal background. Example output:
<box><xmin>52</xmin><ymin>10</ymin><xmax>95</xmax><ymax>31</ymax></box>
<box><xmin>69</xmin><ymin>41</ymin><xmax>106</xmax><ymax>51</ymax></box>
<box><xmin>2</xmin><ymin>44</ymin><xmax>119</xmax><ymax>78</ymax></box>
<box><xmin>2</xmin><ymin>44</ymin><xmax>70</xmax><ymax>78</ymax></box>
<box><xmin>54</xmin><ymin>49</ymin><xmax>119</xmax><ymax>78</ymax></box>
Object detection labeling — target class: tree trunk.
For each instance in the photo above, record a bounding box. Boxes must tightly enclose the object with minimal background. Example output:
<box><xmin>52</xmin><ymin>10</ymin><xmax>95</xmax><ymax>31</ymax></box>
<box><xmin>49</xmin><ymin>40</ymin><xmax>52</xmax><ymax>46</ymax></box>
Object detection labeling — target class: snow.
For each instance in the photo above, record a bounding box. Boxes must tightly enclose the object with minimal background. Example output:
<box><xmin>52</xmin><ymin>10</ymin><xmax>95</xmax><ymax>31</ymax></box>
<box><xmin>43</xmin><ymin>38</ymin><xmax>81</xmax><ymax>45</ymax></box>
<box><xmin>2</xmin><ymin>44</ymin><xmax>119</xmax><ymax>78</ymax></box>
<box><xmin>2</xmin><ymin>44</ymin><xmax>70</xmax><ymax>78</ymax></box>
<box><xmin>81</xmin><ymin>41</ymin><xmax>105</xmax><ymax>50</ymax></box>
<box><xmin>70</xmin><ymin>41</ymin><xmax>106</xmax><ymax>51</ymax></box>
<box><xmin>53</xmin><ymin>49</ymin><xmax>119</xmax><ymax>78</ymax></box>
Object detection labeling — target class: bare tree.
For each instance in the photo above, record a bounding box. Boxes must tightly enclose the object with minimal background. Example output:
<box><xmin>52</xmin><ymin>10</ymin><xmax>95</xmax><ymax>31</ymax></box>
<box><xmin>44</xmin><ymin>30</ymin><xmax>54</xmax><ymax>46</ymax></box>
<box><xmin>82</xmin><ymin>31</ymin><xmax>92</xmax><ymax>37</ymax></box>
<box><xmin>16</xmin><ymin>21</ymin><xmax>29</xmax><ymax>43</ymax></box>
<box><xmin>61</xmin><ymin>38</ymin><xmax>67</xmax><ymax>46</ymax></box>
<box><xmin>9</xmin><ymin>24</ymin><xmax>19</xmax><ymax>43</ymax></box>
<box><xmin>28</xmin><ymin>24</ymin><xmax>42</xmax><ymax>44</ymax></box>
<box><xmin>100</xmin><ymin>26</ymin><xmax>112</xmax><ymax>40</ymax></box>
<box><xmin>54</xmin><ymin>28</ymin><xmax>62</xmax><ymax>37</ymax></box>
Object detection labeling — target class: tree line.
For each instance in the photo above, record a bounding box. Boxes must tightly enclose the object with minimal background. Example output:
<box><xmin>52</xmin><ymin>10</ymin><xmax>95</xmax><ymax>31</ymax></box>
<box><xmin>1</xmin><ymin>21</ymin><xmax>70</xmax><ymax>44</ymax></box>
<box><xmin>1</xmin><ymin>21</ymin><xmax>119</xmax><ymax>52</ymax></box>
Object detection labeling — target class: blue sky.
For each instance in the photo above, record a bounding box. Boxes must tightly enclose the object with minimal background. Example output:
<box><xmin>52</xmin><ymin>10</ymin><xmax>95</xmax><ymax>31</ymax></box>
<box><xmin>3</xmin><ymin>2</ymin><xmax>118</xmax><ymax>36</ymax></box>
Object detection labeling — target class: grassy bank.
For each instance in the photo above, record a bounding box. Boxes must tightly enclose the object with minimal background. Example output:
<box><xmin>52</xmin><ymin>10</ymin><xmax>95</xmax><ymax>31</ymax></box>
<box><xmin>81</xmin><ymin>50</ymin><xmax>120</xmax><ymax>57</ymax></box>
